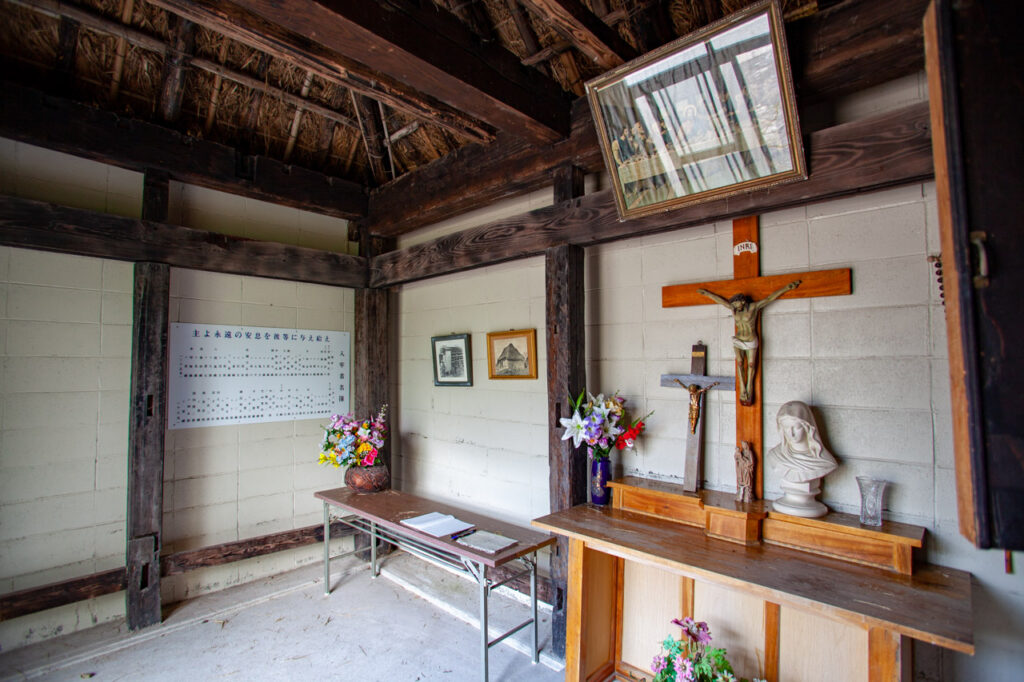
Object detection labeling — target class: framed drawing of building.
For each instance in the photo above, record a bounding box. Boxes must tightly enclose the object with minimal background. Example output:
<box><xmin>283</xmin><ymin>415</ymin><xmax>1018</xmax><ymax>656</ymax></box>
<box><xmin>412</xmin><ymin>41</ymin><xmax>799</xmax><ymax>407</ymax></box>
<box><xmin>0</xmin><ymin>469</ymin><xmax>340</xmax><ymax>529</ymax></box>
<box><xmin>486</xmin><ymin>329</ymin><xmax>537</xmax><ymax>380</ymax></box>
<box><xmin>431</xmin><ymin>333</ymin><xmax>472</xmax><ymax>386</ymax></box>
<box><xmin>585</xmin><ymin>0</ymin><xmax>805</xmax><ymax>220</ymax></box>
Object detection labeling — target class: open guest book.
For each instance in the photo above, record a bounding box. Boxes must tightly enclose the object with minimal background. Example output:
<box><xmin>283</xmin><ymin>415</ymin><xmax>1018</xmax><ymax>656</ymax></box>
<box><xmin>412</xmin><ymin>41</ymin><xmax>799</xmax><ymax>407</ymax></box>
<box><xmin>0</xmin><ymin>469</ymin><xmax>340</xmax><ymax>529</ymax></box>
<box><xmin>455</xmin><ymin>530</ymin><xmax>517</xmax><ymax>554</ymax></box>
<box><xmin>400</xmin><ymin>511</ymin><xmax>474</xmax><ymax>537</ymax></box>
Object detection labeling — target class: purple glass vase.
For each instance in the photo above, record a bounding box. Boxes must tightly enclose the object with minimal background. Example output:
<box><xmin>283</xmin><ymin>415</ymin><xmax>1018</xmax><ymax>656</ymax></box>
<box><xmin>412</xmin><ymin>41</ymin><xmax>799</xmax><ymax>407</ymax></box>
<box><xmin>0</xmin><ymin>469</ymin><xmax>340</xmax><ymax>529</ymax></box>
<box><xmin>590</xmin><ymin>457</ymin><xmax>611</xmax><ymax>505</ymax></box>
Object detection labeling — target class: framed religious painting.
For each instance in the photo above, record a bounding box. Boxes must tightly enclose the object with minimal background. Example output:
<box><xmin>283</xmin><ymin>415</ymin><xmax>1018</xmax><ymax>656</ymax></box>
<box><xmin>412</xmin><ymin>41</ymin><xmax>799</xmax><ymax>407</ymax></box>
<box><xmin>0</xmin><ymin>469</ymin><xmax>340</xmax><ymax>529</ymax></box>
<box><xmin>431</xmin><ymin>333</ymin><xmax>473</xmax><ymax>386</ymax></box>
<box><xmin>486</xmin><ymin>329</ymin><xmax>537</xmax><ymax>380</ymax></box>
<box><xmin>585</xmin><ymin>0</ymin><xmax>806</xmax><ymax>220</ymax></box>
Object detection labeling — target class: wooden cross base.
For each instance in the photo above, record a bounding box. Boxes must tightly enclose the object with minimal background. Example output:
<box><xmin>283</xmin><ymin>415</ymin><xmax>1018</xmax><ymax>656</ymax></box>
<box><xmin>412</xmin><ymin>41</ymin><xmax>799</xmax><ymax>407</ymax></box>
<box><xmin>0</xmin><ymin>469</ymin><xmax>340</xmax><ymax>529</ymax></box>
<box><xmin>609</xmin><ymin>476</ymin><xmax>924</xmax><ymax>574</ymax></box>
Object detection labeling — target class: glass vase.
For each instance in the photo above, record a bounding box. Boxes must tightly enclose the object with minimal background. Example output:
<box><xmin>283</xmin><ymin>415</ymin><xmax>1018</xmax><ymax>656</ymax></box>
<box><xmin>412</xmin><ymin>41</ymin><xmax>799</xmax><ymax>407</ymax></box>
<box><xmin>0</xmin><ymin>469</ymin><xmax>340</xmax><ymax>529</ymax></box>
<box><xmin>856</xmin><ymin>476</ymin><xmax>888</xmax><ymax>526</ymax></box>
<box><xmin>591</xmin><ymin>458</ymin><xmax>611</xmax><ymax>506</ymax></box>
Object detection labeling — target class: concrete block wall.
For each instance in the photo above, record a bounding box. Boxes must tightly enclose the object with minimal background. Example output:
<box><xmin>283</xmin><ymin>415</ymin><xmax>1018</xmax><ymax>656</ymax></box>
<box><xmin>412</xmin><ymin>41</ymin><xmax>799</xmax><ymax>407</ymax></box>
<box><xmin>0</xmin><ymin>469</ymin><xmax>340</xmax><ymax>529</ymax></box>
<box><xmin>0</xmin><ymin>247</ymin><xmax>134</xmax><ymax>651</ymax></box>
<box><xmin>0</xmin><ymin>139</ymin><xmax>357</xmax><ymax>651</ymax></box>
<box><xmin>162</xmin><ymin>269</ymin><xmax>355</xmax><ymax>603</ymax></box>
<box><xmin>394</xmin><ymin>258</ymin><xmax>550</xmax><ymax>524</ymax></box>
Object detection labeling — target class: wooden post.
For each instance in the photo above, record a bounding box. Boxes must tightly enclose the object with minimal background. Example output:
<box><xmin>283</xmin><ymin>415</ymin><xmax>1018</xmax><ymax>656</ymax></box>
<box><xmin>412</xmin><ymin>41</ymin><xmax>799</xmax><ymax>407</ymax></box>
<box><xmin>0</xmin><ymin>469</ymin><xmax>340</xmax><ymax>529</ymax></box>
<box><xmin>126</xmin><ymin>262</ymin><xmax>170</xmax><ymax>630</ymax></box>
<box><xmin>142</xmin><ymin>170</ymin><xmax>170</xmax><ymax>222</ymax></box>
<box><xmin>353</xmin><ymin>287</ymin><xmax>390</xmax><ymax>461</ymax></box>
<box><xmin>547</xmin><ymin>163</ymin><xmax>587</xmax><ymax>661</ymax></box>
<box><xmin>353</xmin><ymin>231</ymin><xmax>392</xmax><ymax>561</ymax></box>
<box><xmin>546</xmin><ymin>242</ymin><xmax>586</xmax><ymax>660</ymax></box>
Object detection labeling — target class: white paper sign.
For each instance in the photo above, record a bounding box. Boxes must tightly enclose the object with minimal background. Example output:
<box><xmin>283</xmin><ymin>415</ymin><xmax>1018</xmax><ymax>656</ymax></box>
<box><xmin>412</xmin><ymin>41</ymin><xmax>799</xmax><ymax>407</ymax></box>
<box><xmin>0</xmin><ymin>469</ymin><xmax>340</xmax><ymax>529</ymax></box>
<box><xmin>168</xmin><ymin>323</ymin><xmax>349</xmax><ymax>429</ymax></box>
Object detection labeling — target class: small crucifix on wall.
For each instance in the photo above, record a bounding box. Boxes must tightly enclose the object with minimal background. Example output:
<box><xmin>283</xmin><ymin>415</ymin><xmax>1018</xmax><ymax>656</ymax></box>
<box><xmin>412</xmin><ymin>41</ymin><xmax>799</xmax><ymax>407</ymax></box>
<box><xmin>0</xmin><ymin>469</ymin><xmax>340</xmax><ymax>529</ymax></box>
<box><xmin>661</xmin><ymin>342</ymin><xmax>734</xmax><ymax>493</ymax></box>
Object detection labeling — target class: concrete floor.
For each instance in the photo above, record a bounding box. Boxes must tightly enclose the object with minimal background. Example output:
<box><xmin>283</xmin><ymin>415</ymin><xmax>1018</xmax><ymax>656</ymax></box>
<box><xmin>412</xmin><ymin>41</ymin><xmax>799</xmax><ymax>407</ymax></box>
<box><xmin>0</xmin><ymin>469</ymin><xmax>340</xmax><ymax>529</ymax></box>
<box><xmin>0</xmin><ymin>552</ymin><xmax>566</xmax><ymax>682</ymax></box>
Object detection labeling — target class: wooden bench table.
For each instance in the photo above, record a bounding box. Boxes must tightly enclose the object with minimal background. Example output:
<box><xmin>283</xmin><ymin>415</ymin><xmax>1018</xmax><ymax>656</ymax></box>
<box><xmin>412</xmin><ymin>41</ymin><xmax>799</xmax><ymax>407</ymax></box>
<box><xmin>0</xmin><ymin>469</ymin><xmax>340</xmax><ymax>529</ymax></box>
<box><xmin>316</xmin><ymin>487</ymin><xmax>556</xmax><ymax>681</ymax></box>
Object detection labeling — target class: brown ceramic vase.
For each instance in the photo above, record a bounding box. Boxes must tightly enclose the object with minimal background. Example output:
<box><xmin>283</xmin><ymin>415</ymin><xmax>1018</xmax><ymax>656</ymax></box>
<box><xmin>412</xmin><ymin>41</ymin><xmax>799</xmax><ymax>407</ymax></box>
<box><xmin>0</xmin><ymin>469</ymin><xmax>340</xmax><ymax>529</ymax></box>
<box><xmin>344</xmin><ymin>464</ymin><xmax>390</xmax><ymax>492</ymax></box>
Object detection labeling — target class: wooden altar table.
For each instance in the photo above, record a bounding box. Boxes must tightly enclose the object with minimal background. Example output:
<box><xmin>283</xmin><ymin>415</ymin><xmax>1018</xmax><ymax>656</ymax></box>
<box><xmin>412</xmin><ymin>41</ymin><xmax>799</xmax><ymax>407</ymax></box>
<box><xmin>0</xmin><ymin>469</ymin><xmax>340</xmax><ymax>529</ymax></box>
<box><xmin>532</xmin><ymin>503</ymin><xmax>973</xmax><ymax>682</ymax></box>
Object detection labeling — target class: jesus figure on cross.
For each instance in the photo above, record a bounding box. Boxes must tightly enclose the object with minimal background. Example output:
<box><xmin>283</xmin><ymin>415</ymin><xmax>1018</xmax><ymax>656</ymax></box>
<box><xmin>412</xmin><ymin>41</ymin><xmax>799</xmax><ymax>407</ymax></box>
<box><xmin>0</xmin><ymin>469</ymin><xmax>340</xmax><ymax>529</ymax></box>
<box><xmin>697</xmin><ymin>279</ymin><xmax>801</xmax><ymax>406</ymax></box>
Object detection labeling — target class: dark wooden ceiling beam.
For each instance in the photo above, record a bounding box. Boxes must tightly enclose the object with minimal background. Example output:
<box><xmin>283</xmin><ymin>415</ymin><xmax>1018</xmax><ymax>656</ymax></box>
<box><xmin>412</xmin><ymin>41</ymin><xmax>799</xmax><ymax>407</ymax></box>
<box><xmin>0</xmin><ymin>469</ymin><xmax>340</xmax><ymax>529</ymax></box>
<box><xmin>516</xmin><ymin>0</ymin><xmax>637</xmax><ymax>69</ymax></box>
<box><xmin>0</xmin><ymin>84</ymin><xmax>367</xmax><ymax>220</ymax></box>
<box><xmin>148</xmin><ymin>0</ymin><xmax>495</xmax><ymax>144</ymax></box>
<box><xmin>787</xmin><ymin>0</ymin><xmax>930</xmax><ymax>101</ymax></box>
<box><xmin>0</xmin><ymin>194</ymin><xmax>368</xmax><ymax>288</ymax></box>
<box><xmin>364</xmin><ymin>0</ymin><xmax>929</xmax><ymax>236</ymax></box>
<box><xmin>160</xmin><ymin>0</ymin><xmax>570</xmax><ymax>144</ymax></box>
<box><xmin>369</xmin><ymin>102</ymin><xmax>933</xmax><ymax>287</ymax></box>
<box><xmin>364</xmin><ymin>99</ymin><xmax>600</xmax><ymax>237</ymax></box>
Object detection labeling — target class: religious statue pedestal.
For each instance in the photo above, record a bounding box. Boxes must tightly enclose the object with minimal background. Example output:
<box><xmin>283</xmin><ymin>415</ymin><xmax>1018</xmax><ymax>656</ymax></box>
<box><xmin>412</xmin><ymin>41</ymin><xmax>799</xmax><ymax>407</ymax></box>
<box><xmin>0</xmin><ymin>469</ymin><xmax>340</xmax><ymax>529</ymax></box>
<box><xmin>608</xmin><ymin>476</ymin><xmax>926</xmax><ymax>575</ymax></box>
<box><xmin>607</xmin><ymin>477</ymin><xmax>767</xmax><ymax>546</ymax></box>
<box><xmin>770</xmin><ymin>478</ymin><xmax>828</xmax><ymax>518</ymax></box>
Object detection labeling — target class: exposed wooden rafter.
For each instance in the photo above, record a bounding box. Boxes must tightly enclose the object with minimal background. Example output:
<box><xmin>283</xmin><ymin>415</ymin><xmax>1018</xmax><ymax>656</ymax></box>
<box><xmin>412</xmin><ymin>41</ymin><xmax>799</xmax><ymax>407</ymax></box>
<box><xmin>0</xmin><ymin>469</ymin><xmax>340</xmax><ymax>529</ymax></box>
<box><xmin>517</xmin><ymin>0</ymin><xmax>638</xmax><ymax>69</ymax></box>
<box><xmin>352</xmin><ymin>92</ymin><xmax>389</xmax><ymax>186</ymax></box>
<box><xmin>150</xmin><ymin>0</ymin><xmax>569</xmax><ymax>144</ymax></box>
<box><xmin>148</xmin><ymin>0</ymin><xmax>499</xmax><ymax>144</ymax></box>
<box><xmin>52</xmin><ymin>15</ymin><xmax>79</xmax><ymax>92</ymax></box>
<box><xmin>157</xmin><ymin>16</ymin><xmax>196</xmax><ymax>123</ymax></box>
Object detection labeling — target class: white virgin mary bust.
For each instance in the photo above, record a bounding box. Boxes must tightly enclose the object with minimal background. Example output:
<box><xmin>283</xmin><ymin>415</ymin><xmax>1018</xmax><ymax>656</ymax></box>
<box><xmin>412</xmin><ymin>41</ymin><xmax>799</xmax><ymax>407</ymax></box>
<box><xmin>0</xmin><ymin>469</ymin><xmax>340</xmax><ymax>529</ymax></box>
<box><xmin>768</xmin><ymin>401</ymin><xmax>838</xmax><ymax>517</ymax></box>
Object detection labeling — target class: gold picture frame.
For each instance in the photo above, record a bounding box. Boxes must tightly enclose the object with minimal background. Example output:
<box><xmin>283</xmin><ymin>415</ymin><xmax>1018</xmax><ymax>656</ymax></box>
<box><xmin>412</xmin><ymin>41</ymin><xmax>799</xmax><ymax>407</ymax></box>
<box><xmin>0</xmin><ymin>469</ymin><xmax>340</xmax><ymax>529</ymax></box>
<box><xmin>585</xmin><ymin>0</ymin><xmax>806</xmax><ymax>220</ymax></box>
<box><xmin>486</xmin><ymin>329</ymin><xmax>537</xmax><ymax>380</ymax></box>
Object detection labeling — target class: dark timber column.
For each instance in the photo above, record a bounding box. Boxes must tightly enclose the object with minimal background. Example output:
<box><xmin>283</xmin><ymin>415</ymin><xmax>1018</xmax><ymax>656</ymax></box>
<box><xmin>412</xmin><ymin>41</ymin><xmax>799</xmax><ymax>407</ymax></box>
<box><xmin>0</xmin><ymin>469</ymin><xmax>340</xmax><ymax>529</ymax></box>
<box><xmin>353</xmin><ymin>287</ymin><xmax>390</xmax><ymax>467</ymax></box>
<box><xmin>547</xmin><ymin>161</ymin><xmax>587</xmax><ymax>661</ymax></box>
<box><xmin>353</xmin><ymin>229</ymin><xmax>393</xmax><ymax>560</ymax></box>
<box><xmin>126</xmin><ymin>261</ymin><xmax>169</xmax><ymax>630</ymax></box>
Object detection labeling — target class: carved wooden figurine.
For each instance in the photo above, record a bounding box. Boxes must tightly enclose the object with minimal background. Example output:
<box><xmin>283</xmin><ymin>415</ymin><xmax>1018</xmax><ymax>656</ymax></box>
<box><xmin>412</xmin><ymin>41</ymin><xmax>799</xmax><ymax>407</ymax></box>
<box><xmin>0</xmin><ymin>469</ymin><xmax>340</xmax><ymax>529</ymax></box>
<box><xmin>735</xmin><ymin>440</ymin><xmax>755</xmax><ymax>503</ymax></box>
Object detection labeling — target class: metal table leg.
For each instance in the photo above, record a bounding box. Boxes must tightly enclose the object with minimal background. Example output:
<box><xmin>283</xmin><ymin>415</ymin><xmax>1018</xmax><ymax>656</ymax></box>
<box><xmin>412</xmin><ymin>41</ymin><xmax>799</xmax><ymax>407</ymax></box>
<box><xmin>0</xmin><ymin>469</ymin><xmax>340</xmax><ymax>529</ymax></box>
<box><xmin>370</xmin><ymin>520</ymin><xmax>378</xmax><ymax>577</ymax></box>
<box><xmin>478</xmin><ymin>561</ymin><xmax>489</xmax><ymax>682</ymax></box>
<box><xmin>323</xmin><ymin>501</ymin><xmax>331</xmax><ymax>595</ymax></box>
<box><xmin>530</xmin><ymin>551</ymin><xmax>539</xmax><ymax>664</ymax></box>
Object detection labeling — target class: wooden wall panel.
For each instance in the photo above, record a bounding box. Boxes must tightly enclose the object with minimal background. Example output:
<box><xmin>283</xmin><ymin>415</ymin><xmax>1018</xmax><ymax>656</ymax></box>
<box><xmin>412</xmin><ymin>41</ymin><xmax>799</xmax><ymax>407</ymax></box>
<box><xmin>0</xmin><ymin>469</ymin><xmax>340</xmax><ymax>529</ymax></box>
<box><xmin>693</xmin><ymin>581</ymin><xmax>767</xmax><ymax>680</ymax></box>
<box><xmin>619</xmin><ymin>561</ymin><xmax>683</xmax><ymax>672</ymax></box>
<box><xmin>582</xmin><ymin>545</ymin><xmax>617</xmax><ymax>681</ymax></box>
<box><xmin>779</xmin><ymin>606</ymin><xmax>868</xmax><ymax>682</ymax></box>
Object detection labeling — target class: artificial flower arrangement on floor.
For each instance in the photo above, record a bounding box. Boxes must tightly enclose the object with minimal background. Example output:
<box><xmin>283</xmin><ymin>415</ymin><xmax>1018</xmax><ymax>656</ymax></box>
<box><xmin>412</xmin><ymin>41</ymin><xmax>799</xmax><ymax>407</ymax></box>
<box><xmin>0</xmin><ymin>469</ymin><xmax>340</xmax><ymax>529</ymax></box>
<box><xmin>560</xmin><ymin>391</ymin><xmax>650</xmax><ymax>505</ymax></box>
<box><xmin>318</xmin><ymin>404</ymin><xmax>390</xmax><ymax>492</ymax></box>
<box><xmin>650</xmin><ymin>617</ymin><xmax>765</xmax><ymax>682</ymax></box>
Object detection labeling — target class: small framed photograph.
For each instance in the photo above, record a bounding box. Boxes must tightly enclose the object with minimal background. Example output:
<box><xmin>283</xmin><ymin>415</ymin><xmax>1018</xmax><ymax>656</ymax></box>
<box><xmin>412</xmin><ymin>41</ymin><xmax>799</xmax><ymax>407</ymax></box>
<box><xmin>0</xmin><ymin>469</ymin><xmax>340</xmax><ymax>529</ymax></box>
<box><xmin>431</xmin><ymin>333</ymin><xmax>472</xmax><ymax>386</ymax></box>
<box><xmin>486</xmin><ymin>329</ymin><xmax>537</xmax><ymax>380</ymax></box>
<box><xmin>585</xmin><ymin>0</ymin><xmax>805</xmax><ymax>220</ymax></box>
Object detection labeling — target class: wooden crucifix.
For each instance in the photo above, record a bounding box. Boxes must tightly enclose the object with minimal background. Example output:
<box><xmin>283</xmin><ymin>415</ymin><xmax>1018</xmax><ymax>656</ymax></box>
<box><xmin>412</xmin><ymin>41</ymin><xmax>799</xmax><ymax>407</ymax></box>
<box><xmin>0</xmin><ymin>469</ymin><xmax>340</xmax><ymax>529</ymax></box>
<box><xmin>662</xmin><ymin>216</ymin><xmax>852</xmax><ymax>499</ymax></box>
<box><xmin>661</xmin><ymin>342</ymin><xmax>734</xmax><ymax>493</ymax></box>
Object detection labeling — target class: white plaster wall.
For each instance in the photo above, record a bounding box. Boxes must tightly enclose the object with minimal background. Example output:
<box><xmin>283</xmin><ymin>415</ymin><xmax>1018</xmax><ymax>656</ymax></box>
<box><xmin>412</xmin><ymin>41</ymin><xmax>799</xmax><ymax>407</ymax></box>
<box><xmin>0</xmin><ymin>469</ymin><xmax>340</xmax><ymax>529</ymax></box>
<box><xmin>0</xmin><ymin>139</ymin><xmax>357</xmax><ymax>651</ymax></box>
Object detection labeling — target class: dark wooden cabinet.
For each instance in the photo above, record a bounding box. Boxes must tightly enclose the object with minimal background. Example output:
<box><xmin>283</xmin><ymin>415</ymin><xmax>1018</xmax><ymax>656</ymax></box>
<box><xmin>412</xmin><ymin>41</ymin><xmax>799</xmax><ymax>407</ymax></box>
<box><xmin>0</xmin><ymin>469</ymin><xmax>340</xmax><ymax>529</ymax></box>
<box><xmin>925</xmin><ymin>0</ymin><xmax>1024</xmax><ymax>550</ymax></box>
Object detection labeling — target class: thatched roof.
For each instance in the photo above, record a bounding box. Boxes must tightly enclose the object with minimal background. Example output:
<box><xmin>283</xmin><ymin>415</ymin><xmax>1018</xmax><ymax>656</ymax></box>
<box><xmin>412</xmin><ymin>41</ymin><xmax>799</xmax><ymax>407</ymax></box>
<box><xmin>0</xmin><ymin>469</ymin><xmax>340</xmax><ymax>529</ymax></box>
<box><xmin>0</xmin><ymin>0</ymin><xmax>819</xmax><ymax>195</ymax></box>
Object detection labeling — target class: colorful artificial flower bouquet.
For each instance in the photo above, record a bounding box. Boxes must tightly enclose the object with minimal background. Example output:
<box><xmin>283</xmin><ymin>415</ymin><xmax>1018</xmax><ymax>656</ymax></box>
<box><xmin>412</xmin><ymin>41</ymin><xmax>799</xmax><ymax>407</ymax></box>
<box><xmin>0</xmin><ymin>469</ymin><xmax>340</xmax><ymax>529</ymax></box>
<box><xmin>559</xmin><ymin>391</ymin><xmax>650</xmax><ymax>461</ymax></box>
<box><xmin>651</xmin><ymin>617</ymin><xmax>764</xmax><ymax>682</ymax></box>
<box><xmin>318</xmin><ymin>404</ymin><xmax>388</xmax><ymax>468</ymax></box>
